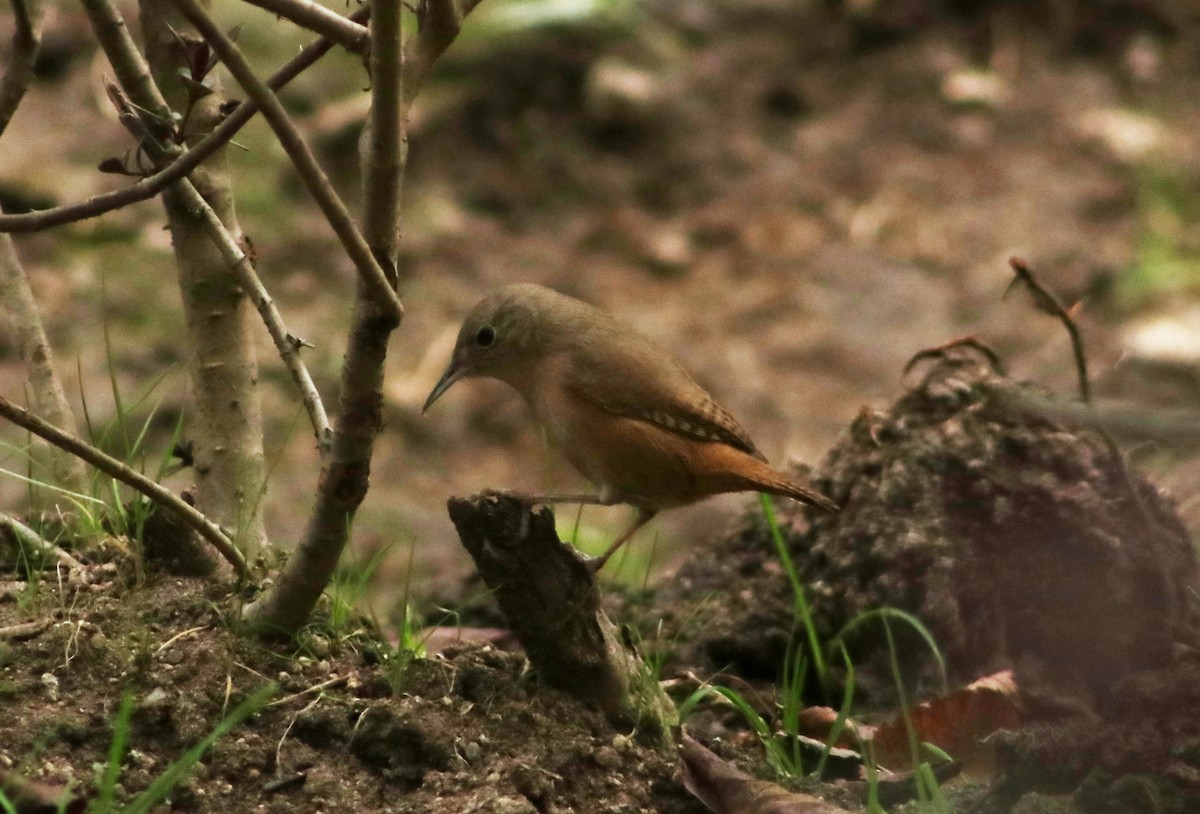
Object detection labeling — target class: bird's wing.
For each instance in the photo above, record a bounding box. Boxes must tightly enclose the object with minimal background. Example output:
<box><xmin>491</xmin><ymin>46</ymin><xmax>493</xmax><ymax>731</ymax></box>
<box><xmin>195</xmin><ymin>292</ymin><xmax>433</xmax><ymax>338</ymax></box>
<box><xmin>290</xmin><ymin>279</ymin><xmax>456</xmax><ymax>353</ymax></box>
<box><xmin>564</xmin><ymin>335</ymin><xmax>767</xmax><ymax>461</ymax></box>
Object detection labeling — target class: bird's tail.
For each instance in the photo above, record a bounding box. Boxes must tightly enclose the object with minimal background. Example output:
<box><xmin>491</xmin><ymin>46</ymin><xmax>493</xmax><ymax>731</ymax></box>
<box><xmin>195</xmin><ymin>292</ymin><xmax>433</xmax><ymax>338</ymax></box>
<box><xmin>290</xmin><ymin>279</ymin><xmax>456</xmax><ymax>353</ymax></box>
<box><xmin>734</xmin><ymin>459</ymin><xmax>840</xmax><ymax>514</ymax></box>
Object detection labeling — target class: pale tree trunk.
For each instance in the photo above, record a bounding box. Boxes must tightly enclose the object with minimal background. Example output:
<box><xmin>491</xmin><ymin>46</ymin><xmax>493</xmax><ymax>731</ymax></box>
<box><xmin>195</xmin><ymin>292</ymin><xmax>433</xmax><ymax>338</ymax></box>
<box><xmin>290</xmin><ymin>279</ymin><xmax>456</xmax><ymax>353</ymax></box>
<box><xmin>0</xmin><ymin>224</ymin><xmax>88</xmax><ymax>497</ymax></box>
<box><xmin>137</xmin><ymin>0</ymin><xmax>268</xmax><ymax>557</ymax></box>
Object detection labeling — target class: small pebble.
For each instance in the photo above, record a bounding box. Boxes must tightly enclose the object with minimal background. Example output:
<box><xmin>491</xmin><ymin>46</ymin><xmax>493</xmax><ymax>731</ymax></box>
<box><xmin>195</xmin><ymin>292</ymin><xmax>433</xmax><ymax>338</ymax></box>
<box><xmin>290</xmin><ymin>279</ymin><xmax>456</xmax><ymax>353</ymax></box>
<box><xmin>593</xmin><ymin>746</ymin><xmax>621</xmax><ymax>771</ymax></box>
<box><xmin>40</xmin><ymin>672</ymin><xmax>59</xmax><ymax>700</ymax></box>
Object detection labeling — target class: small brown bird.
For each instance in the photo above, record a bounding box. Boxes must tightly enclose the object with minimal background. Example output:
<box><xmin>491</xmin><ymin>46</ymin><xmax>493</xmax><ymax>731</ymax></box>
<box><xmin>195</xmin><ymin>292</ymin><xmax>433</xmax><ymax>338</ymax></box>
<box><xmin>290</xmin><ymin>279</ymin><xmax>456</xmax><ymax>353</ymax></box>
<box><xmin>423</xmin><ymin>284</ymin><xmax>837</xmax><ymax>569</ymax></box>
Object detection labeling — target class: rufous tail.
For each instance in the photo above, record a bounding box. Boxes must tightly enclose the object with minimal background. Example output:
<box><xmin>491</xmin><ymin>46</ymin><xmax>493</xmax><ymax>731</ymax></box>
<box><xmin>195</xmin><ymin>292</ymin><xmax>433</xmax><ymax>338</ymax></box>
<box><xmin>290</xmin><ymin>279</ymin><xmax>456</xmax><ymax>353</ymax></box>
<box><xmin>739</xmin><ymin>461</ymin><xmax>840</xmax><ymax>514</ymax></box>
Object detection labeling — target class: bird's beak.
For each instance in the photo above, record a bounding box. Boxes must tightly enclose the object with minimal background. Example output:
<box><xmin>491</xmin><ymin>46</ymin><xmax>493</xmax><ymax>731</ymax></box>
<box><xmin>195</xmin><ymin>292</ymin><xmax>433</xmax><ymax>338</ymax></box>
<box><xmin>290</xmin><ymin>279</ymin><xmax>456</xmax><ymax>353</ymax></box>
<box><xmin>422</xmin><ymin>361</ymin><xmax>470</xmax><ymax>414</ymax></box>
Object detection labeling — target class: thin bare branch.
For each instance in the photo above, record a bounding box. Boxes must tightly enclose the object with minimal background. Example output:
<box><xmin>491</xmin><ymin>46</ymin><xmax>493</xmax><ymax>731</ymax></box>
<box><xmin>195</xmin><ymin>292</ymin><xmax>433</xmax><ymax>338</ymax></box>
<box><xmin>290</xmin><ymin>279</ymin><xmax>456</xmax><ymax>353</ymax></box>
<box><xmin>1007</xmin><ymin>256</ymin><xmax>1090</xmax><ymax>403</ymax></box>
<box><xmin>402</xmin><ymin>0</ymin><xmax>487</xmax><ymax>109</ymax></box>
<box><xmin>990</xmin><ymin>389</ymin><xmax>1200</xmax><ymax>445</ymax></box>
<box><xmin>0</xmin><ymin>394</ymin><xmax>249</xmax><ymax>579</ymax></box>
<box><xmin>79</xmin><ymin>0</ymin><xmax>174</xmax><ymax>137</ymax></box>
<box><xmin>241</xmin><ymin>0</ymin><xmax>369</xmax><ymax>53</ymax></box>
<box><xmin>363</xmin><ymin>0</ymin><xmax>405</xmax><ymax>257</ymax></box>
<box><xmin>194</xmin><ymin>201</ymin><xmax>333</xmax><ymax>451</ymax></box>
<box><xmin>0</xmin><ymin>512</ymin><xmax>85</xmax><ymax>571</ymax></box>
<box><xmin>0</xmin><ymin>4</ymin><xmax>372</xmax><ymax>234</ymax></box>
<box><xmin>0</xmin><ymin>0</ymin><xmax>45</xmax><ymax>139</ymax></box>
<box><xmin>105</xmin><ymin>81</ymin><xmax>331</xmax><ymax>453</ymax></box>
<box><xmin>242</xmin><ymin>0</ymin><xmax>406</xmax><ymax>635</ymax></box>
<box><xmin>169</xmin><ymin>0</ymin><xmax>402</xmax><ymax>321</ymax></box>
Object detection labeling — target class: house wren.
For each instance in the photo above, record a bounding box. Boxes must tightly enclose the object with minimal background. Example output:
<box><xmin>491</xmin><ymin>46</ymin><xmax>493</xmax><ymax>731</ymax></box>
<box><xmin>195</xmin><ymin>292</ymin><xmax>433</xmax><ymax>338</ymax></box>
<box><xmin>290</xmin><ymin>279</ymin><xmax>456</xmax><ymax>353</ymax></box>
<box><xmin>423</xmin><ymin>283</ymin><xmax>838</xmax><ymax>570</ymax></box>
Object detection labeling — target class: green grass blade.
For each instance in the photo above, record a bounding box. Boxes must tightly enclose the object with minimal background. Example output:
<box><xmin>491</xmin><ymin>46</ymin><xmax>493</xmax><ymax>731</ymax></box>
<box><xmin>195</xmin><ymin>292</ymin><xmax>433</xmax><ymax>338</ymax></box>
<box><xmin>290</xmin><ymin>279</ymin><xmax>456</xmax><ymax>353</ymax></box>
<box><xmin>0</xmin><ymin>466</ymin><xmax>104</xmax><ymax>506</ymax></box>
<box><xmin>814</xmin><ymin>644</ymin><xmax>857</xmax><ymax>779</ymax></box>
<box><xmin>759</xmin><ymin>494</ymin><xmax>826</xmax><ymax>683</ymax></box>
<box><xmin>98</xmin><ymin>272</ymin><xmax>130</xmax><ymax>459</ymax></box>
<box><xmin>93</xmin><ymin>692</ymin><xmax>135</xmax><ymax>814</ymax></box>
<box><xmin>828</xmin><ymin>606</ymin><xmax>947</xmax><ymax>694</ymax></box>
<box><xmin>124</xmin><ymin>684</ymin><xmax>276</xmax><ymax>814</ymax></box>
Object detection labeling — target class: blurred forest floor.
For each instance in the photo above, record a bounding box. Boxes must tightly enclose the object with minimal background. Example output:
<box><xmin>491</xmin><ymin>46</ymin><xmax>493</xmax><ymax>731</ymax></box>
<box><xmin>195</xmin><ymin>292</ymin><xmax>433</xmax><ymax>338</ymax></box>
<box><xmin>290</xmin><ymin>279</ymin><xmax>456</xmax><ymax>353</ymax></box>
<box><xmin>2</xmin><ymin>0</ymin><xmax>1199</xmax><ymax>622</ymax></box>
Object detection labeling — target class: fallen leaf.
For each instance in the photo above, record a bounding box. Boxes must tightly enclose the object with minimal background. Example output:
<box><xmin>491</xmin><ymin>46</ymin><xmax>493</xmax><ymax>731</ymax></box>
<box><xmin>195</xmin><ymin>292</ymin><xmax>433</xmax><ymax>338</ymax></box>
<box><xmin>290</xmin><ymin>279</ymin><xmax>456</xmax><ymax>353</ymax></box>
<box><xmin>871</xmin><ymin>670</ymin><xmax>1021</xmax><ymax>777</ymax></box>
<box><xmin>679</xmin><ymin>733</ymin><xmax>850</xmax><ymax>814</ymax></box>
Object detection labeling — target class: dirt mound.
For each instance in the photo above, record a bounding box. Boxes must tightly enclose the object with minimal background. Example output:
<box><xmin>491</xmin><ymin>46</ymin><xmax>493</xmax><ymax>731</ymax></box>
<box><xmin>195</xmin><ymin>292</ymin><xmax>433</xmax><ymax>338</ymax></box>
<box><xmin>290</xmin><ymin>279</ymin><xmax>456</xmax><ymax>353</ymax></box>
<box><xmin>657</xmin><ymin>355</ymin><xmax>1200</xmax><ymax>702</ymax></box>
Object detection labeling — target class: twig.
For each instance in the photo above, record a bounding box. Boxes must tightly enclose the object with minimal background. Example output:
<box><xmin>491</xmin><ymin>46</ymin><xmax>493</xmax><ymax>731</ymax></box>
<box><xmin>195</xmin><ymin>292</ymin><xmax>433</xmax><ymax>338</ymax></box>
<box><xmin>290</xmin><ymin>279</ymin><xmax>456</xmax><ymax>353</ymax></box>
<box><xmin>990</xmin><ymin>389</ymin><xmax>1200</xmax><ymax>445</ymax></box>
<box><xmin>0</xmin><ymin>512</ymin><xmax>85</xmax><ymax>570</ymax></box>
<box><xmin>241</xmin><ymin>0</ymin><xmax>408</xmax><ymax>635</ymax></box>
<box><xmin>0</xmin><ymin>211</ymin><xmax>90</xmax><ymax>492</ymax></box>
<box><xmin>904</xmin><ymin>336</ymin><xmax>1007</xmax><ymax>377</ymax></box>
<box><xmin>362</xmin><ymin>0</ymin><xmax>405</xmax><ymax>260</ymax></box>
<box><xmin>0</xmin><ymin>617</ymin><xmax>52</xmax><ymax>641</ymax></box>
<box><xmin>266</xmin><ymin>674</ymin><xmax>348</xmax><ymax>707</ymax></box>
<box><xmin>193</xmin><ymin>196</ymin><xmax>333</xmax><ymax>451</ymax></box>
<box><xmin>1005</xmin><ymin>257</ymin><xmax>1154</xmax><ymax>525</ymax></box>
<box><xmin>241</xmin><ymin>0</ymin><xmax>369</xmax><ymax>53</ymax></box>
<box><xmin>0</xmin><ymin>4</ymin><xmax>372</xmax><ymax>234</ymax></box>
<box><xmin>170</xmin><ymin>0</ymin><xmax>402</xmax><ymax>320</ymax></box>
<box><xmin>1007</xmin><ymin>256</ymin><xmax>1090</xmax><ymax>403</ymax></box>
<box><xmin>0</xmin><ymin>394</ymin><xmax>249</xmax><ymax>579</ymax></box>
<box><xmin>402</xmin><ymin>0</ymin><xmax>488</xmax><ymax>109</ymax></box>
<box><xmin>154</xmin><ymin>625</ymin><xmax>208</xmax><ymax>654</ymax></box>
<box><xmin>0</xmin><ymin>0</ymin><xmax>45</xmax><ymax>140</ymax></box>
<box><xmin>100</xmin><ymin>73</ymin><xmax>331</xmax><ymax>451</ymax></box>
<box><xmin>79</xmin><ymin>0</ymin><xmax>174</xmax><ymax>137</ymax></box>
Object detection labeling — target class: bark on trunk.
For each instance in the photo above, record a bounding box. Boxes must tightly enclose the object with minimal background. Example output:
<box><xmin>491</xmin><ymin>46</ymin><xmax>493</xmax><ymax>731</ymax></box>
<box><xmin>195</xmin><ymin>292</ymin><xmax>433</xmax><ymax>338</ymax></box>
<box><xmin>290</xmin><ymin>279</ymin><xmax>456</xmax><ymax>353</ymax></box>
<box><xmin>138</xmin><ymin>0</ymin><xmax>268</xmax><ymax>557</ymax></box>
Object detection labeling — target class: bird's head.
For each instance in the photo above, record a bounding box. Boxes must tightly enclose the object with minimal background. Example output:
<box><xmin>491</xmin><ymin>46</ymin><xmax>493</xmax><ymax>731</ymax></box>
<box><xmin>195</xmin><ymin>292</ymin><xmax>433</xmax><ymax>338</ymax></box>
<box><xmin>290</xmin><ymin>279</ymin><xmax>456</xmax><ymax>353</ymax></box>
<box><xmin>422</xmin><ymin>285</ymin><xmax>553</xmax><ymax>413</ymax></box>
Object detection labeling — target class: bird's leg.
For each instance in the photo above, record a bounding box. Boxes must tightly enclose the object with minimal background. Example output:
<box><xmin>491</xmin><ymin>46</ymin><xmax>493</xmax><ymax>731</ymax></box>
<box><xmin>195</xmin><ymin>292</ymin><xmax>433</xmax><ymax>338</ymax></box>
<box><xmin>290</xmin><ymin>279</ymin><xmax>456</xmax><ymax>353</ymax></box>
<box><xmin>588</xmin><ymin>508</ymin><xmax>658</xmax><ymax>573</ymax></box>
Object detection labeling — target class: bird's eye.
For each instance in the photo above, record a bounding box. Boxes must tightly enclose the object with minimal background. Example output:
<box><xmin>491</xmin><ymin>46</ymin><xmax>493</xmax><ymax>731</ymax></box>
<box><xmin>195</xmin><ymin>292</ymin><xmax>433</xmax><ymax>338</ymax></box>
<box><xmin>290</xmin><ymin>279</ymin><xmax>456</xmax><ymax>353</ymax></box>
<box><xmin>475</xmin><ymin>325</ymin><xmax>496</xmax><ymax>348</ymax></box>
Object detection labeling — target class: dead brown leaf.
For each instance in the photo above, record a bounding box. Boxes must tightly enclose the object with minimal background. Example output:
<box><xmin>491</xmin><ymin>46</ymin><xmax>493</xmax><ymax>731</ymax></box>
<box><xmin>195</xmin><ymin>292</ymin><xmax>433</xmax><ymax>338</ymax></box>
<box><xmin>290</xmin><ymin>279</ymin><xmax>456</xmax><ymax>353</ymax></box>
<box><xmin>871</xmin><ymin>670</ymin><xmax>1021</xmax><ymax>777</ymax></box>
<box><xmin>679</xmin><ymin>733</ymin><xmax>850</xmax><ymax>814</ymax></box>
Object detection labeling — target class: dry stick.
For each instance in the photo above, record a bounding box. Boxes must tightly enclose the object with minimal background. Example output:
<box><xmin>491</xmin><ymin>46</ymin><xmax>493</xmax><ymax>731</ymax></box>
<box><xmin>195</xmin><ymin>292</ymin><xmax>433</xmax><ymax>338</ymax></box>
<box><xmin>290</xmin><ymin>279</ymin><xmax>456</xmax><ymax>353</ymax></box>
<box><xmin>86</xmin><ymin>0</ymin><xmax>332</xmax><ymax>456</ymax></box>
<box><xmin>0</xmin><ymin>395</ymin><xmax>248</xmax><ymax>579</ymax></box>
<box><xmin>242</xmin><ymin>0</ymin><xmax>408</xmax><ymax>634</ymax></box>
<box><xmin>0</xmin><ymin>4</ymin><xmax>372</xmax><ymax>234</ymax></box>
<box><xmin>0</xmin><ymin>0</ymin><xmax>44</xmax><ymax>139</ymax></box>
<box><xmin>241</xmin><ymin>0</ymin><xmax>369</xmax><ymax>53</ymax></box>
<box><xmin>1008</xmin><ymin>256</ymin><xmax>1090</xmax><ymax>403</ymax></box>
<box><xmin>195</xmin><ymin>200</ymin><xmax>333</xmax><ymax>450</ymax></box>
<box><xmin>102</xmin><ymin>83</ymin><xmax>332</xmax><ymax>451</ymax></box>
<box><xmin>79</xmin><ymin>0</ymin><xmax>174</xmax><ymax>131</ymax></box>
<box><xmin>169</xmin><ymin>0</ymin><xmax>402</xmax><ymax>322</ymax></box>
<box><xmin>1006</xmin><ymin>256</ymin><xmax>1155</xmax><ymax>523</ymax></box>
<box><xmin>402</xmin><ymin>0</ymin><xmax>487</xmax><ymax>108</ymax></box>
<box><xmin>0</xmin><ymin>512</ymin><xmax>85</xmax><ymax>570</ymax></box>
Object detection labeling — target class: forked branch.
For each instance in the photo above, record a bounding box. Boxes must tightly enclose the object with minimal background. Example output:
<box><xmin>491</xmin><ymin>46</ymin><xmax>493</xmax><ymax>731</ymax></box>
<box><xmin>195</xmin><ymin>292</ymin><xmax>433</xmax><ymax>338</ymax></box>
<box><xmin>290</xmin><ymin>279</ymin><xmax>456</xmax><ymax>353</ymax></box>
<box><xmin>169</xmin><ymin>0</ymin><xmax>403</xmax><ymax>322</ymax></box>
<box><xmin>86</xmin><ymin>0</ymin><xmax>332</xmax><ymax>453</ymax></box>
<box><xmin>403</xmin><ymin>0</ymin><xmax>487</xmax><ymax>108</ymax></box>
<box><xmin>0</xmin><ymin>5</ymin><xmax>371</xmax><ymax>234</ymax></box>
